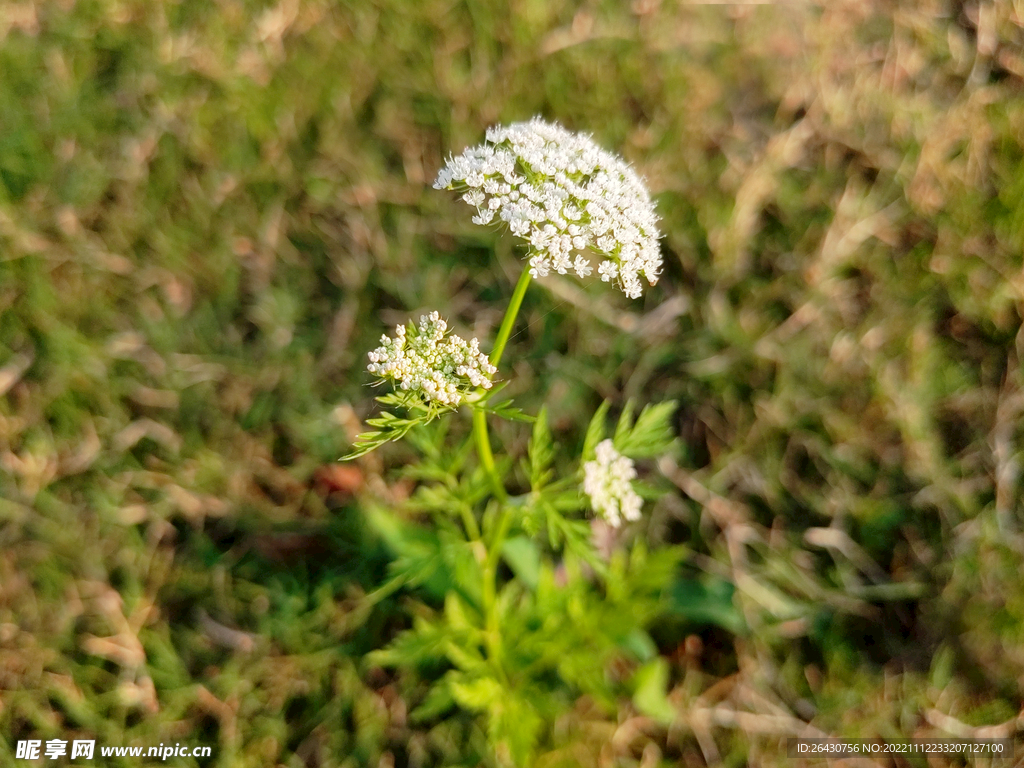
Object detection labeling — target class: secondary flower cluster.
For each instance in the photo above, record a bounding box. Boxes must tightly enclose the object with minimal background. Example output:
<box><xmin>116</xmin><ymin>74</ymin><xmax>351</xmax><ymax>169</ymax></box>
<box><xmin>366</xmin><ymin>312</ymin><xmax>497</xmax><ymax>406</ymax></box>
<box><xmin>434</xmin><ymin>118</ymin><xmax>661</xmax><ymax>299</ymax></box>
<box><xmin>581</xmin><ymin>439</ymin><xmax>643</xmax><ymax>528</ymax></box>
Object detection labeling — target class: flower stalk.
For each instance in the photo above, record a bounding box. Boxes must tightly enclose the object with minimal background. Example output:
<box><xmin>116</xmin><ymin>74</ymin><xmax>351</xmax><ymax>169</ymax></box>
<box><xmin>470</xmin><ymin>268</ymin><xmax>533</xmax><ymax>678</ymax></box>
<box><xmin>489</xmin><ymin>268</ymin><xmax>532</xmax><ymax>370</ymax></box>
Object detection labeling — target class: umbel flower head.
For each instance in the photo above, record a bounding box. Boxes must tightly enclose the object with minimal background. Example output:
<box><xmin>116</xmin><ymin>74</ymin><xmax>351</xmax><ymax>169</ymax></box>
<box><xmin>367</xmin><ymin>312</ymin><xmax>497</xmax><ymax>406</ymax></box>
<box><xmin>434</xmin><ymin>118</ymin><xmax>661</xmax><ymax>299</ymax></box>
<box><xmin>582</xmin><ymin>439</ymin><xmax>643</xmax><ymax>528</ymax></box>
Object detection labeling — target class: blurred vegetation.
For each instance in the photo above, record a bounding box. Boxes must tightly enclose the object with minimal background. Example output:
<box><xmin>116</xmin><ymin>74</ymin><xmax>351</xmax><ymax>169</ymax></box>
<box><xmin>1</xmin><ymin>0</ymin><xmax>1023</xmax><ymax>765</ymax></box>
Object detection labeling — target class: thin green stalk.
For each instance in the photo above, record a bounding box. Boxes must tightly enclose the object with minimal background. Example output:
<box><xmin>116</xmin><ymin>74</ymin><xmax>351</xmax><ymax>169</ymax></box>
<box><xmin>457</xmin><ymin>502</ymin><xmax>481</xmax><ymax>542</ymax></box>
<box><xmin>473</xmin><ymin>408</ymin><xmax>506</xmax><ymax>503</ymax></box>
<box><xmin>470</xmin><ymin>267</ymin><xmax>533</xmax><ymax>679</ymax></box>
<box><xmin>471</xmin><ymin>267</ymin><xmax>532</xmax><ymax>501</ymax></box>
<box><xmin>480</xmin><ymin>556</ymin><xmax>506</xmax><ymax>682</ymax></box>
<box><xmin>486</xmin><ymin>508</ymin><xmax>513</xmax><ymax>567</ymax></box>
<box><xmin>479</xmin><ymin>496</ymin><xmax>515</xmax><ymax>683</ymax></box>
<box><xmin>489</xmin><ymin>268</ymin><xmax>532</xmax><ymax>369</ymax></box>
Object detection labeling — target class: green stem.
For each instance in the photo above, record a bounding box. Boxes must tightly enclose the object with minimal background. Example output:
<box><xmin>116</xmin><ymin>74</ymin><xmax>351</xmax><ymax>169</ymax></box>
<box><xmin>473</xmin><ymin>408</ymin><xmax>507</xmax><ymax>678</ymax></box>
<box><xmin>473</xmin><ymin>408</ymin><xmax>506</xmax><ymax>503</ymax></box>
<box><xmin>486</xmin><ymin>507</ymin><xmax>514</xmax><ymax>561</ymax></box>
<box><xmin>471</xmin><ymin>267</ymin><xmax>532</xmax><ymax>502</ymax></box>
<box><xmin>489</xmin><ymin>267</ymin><xmax>532</xmax><ymax>369</ymax></box>
<box><xmin>480</xmin><ymin>555</ymin><xmax>505</xmax><ymax>681</ymax></box>
<box><xmin>457</xmin><ymin>502</ymin><xmax>481</xmax><ymax>542</ymax></box>
<box><xmin>470</xmin><ymin>267</ymin><xmax>533</xmax><ymax>680</ymax></box>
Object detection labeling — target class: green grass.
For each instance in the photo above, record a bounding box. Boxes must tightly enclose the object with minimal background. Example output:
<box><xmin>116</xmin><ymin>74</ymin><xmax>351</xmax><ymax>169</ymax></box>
<box><xmin>2</xmin><ymin>0</ymin><xmax>1023</xmax><ymax>765</ymax></box>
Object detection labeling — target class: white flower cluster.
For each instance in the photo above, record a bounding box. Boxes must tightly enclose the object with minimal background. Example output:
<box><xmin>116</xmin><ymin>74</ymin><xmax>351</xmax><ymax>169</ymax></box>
<box><xmin>582</xmin><ymin>439</ymin><xmax>643</xmax><ymax>528</ymax></box>
<box><xmin>366</xmin><ymin>312</ymin><xmax>497</xmax><ymax>406</ymax></box>
<box><xmin>434</xmin><ymin>118</ymin><xmax>661</xmax><ymax>299</ymax></box>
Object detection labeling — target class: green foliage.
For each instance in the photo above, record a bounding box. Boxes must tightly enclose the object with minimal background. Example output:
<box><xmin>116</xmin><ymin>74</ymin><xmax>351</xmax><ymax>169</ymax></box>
<box><xmin>582</xmin><ymin>397</ymin><xmax>678</xmax><ymax>461</ymax></box>
<box><xmin>501</xmin><ymin>536</ymin><xmax>541</xmax><ymax>591</ymax></box>
<box><xmin>527</xmin><ymin>406</ymin><xmax>555</xmax><ymax>491</ymax></box>
<box><xmin>632</xmin><ymin>657</ymin><xmax>675</xmax><ymax>725</ymax></box>
<box><xmin>342</xmin><ymin>391</ymin><xmax>454</xmax><ymax>459</ymax></box>
<box><xmin>478</xmin><ymin>383</ymin><xmax>536</xmax><ymax>424</ymax></box>
<box><xmin>581</xmin><ymin>399</ymin><xmax>612</xmax><ymax>461</ymax></box>
<box><xmin>614</xmin><ymin>401</ymin><xmax>678</xmax><ymax>458</ymax></box>
<box><xmin>666</xmin><ymin>575</ymin><xmax>746</xmax><ymax>635</ymax></box>
<box><xmin>348</xmin><ymin>320</ymin><xmax>684</xmax><ymax>763</ymax></box>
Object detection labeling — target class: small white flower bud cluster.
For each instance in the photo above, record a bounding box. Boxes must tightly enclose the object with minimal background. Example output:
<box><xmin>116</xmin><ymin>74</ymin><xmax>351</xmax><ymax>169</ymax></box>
<box><xmin>581</xmin><ymin>439</ymin><xmax>643</xmax><ymax>528</ymax></box>
<box><xmin>366</xmin><ymin>312</ymin><xmax>497</xmax><ymax>406</ymax></box>
<box><xmin>434</xmin><ymin>118</ymin><xmax>662</xmax><ymax>299</ymax></box>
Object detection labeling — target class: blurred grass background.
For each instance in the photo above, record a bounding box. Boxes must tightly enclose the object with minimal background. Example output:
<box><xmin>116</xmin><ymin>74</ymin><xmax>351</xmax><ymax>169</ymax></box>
<box><xmin>2</xmin><ymin>0</ymin><xmax>1024</xmax><ymax>765</ymax></box>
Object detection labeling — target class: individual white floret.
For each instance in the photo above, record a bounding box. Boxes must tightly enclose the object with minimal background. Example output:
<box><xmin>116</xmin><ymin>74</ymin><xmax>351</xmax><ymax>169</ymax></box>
<box><xmin>435</xmin><ymin>118</ymin><xmax>661</xmax><ymax>299</ymax></box>
<box><xmin>581</xmin><ymin>439</ymin><xmax>643</xmax><ymax>528</ymax></box>
<box><xmin>573</xmin><ymin>256</ymin><xmax>593</xmax><ymax>278</ymax></box>
<box><xmin>366</xmin><ymin>312</ymin><xmax>497</xmax><ymax>407</ymax></box>
<box><xmin>528</xmin><ymin>254</ymin><xmax>551</xmax><ymax>278</ymax></box>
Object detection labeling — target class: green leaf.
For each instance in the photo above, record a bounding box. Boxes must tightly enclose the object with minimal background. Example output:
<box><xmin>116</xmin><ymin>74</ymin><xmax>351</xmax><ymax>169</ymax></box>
<box><xmin>439</xmin><ymin>530</ymin><xmax>486</xmax><ymax>606</ymax></box>
<box><xmin>502</xmin><ymin>536</ymin><xmax>541</xmax><ymax>591</ymax></box>
<box><xmin>582</xmin><ymin>399</ymin><xmax>611</xmax><ymax>460</ymax></box>
<box><xmin>341</xmin><ymin>410</ymin><xmax>426</xmax><ymax>459</ymax></box>
<box><xmin>376</xmin><ymin>390</ymin><xmax>427</xmax><ymax>410</ymax></box>
<box><xmin>477</xmin><ymin>378</ymin><xmax>510</xmax><ymax>401</ymax></box>
<box><xmin>411</xmin><ymin>482</ymin><xmax>463</xmax><ymax>515</ymax></box>
<box><xmin>367</xmin><ymin>616</ymin><xmax>447</xmax><ymax>668</ymax></box>
<box><xmin>613</xmin><ymin>399</ymin><xmax>636</xmax><ymax>447</ymax></box>
<box><xmin>444</xmin><ymin>638</ymin><xmax>486</xmax><ymax>672</ymax></box>
<box><xmin>480</xmin><ymin>397</ymin><xmax>535</xmax><ymax>423</ymax></box>
<box><xmin>628</xmin><ymin>544</ymin><xmax>686</xmax><ymax>595</ymax></box>
<box><xmin>546</xmin><ymin>512</ymin><xmax>605</xmax><ymax>575</ymax></box>
<box><xmin>632</xmin><ymin>657</ymin><xmax>676</xmax><ymax>725</ymax></box>
<box><xmin>666</xmin><ymin>576</ymin><xmax>746</xmax><ymax>635</ymax></box>
<box><xmin>403</xmin><ymin>417</ymin><xmax>452</xmax><ymax>462</ymax></box>
<box><xmin>342</xmin><ymin>390</ymin><xmax>459</xmax><ymax>459</ymax></box>
<box><xmin>621</xmin><ymin>628</ymin><xmax>658</xmax><ymax>663</ymax></box>
<box><xmin>450</xmin><ymin>676</ymin><xmax>503</xmax><ymax>711</ymax></box>
<box><xmin>528</xmin><ymin>405</ymin><xmax>554</xmax><ymax>491</ymax></box>
<box><xmin>410</xmin><ymin>677</ymin><xmax>456</xmax><ymax>723</ymax></box>
<box><xmin>490</xmin><ymin>692</ymin><xmax>542</xmax><ymax>767</ymax></box>
<box><xmin>615</xmin><ymin>401</ymin><xmax>677</xmax><ymax>458</ymax></box>
<box><xmin>363</xmin><ymin>505</ymin><xmax>453</xmax><ymax>600</ymax></box>
<box><xmin>929</xmin><ymin>643</ymin><xmax>956</xmax><ymax>690</ymax></box>
<box><xmin>444</xmin><ymin>592</ymin><xmax>478</xmax><ymax>631</ymax></box>
<box><xmin>548</xmin><ymin>486</ymin><xmax>586</xmax><ymax>513</ymax></box>
<box><xmin>341</xmin><ymin>430</ymin><xmax>390</xmax><ymax>460</ymax></box>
